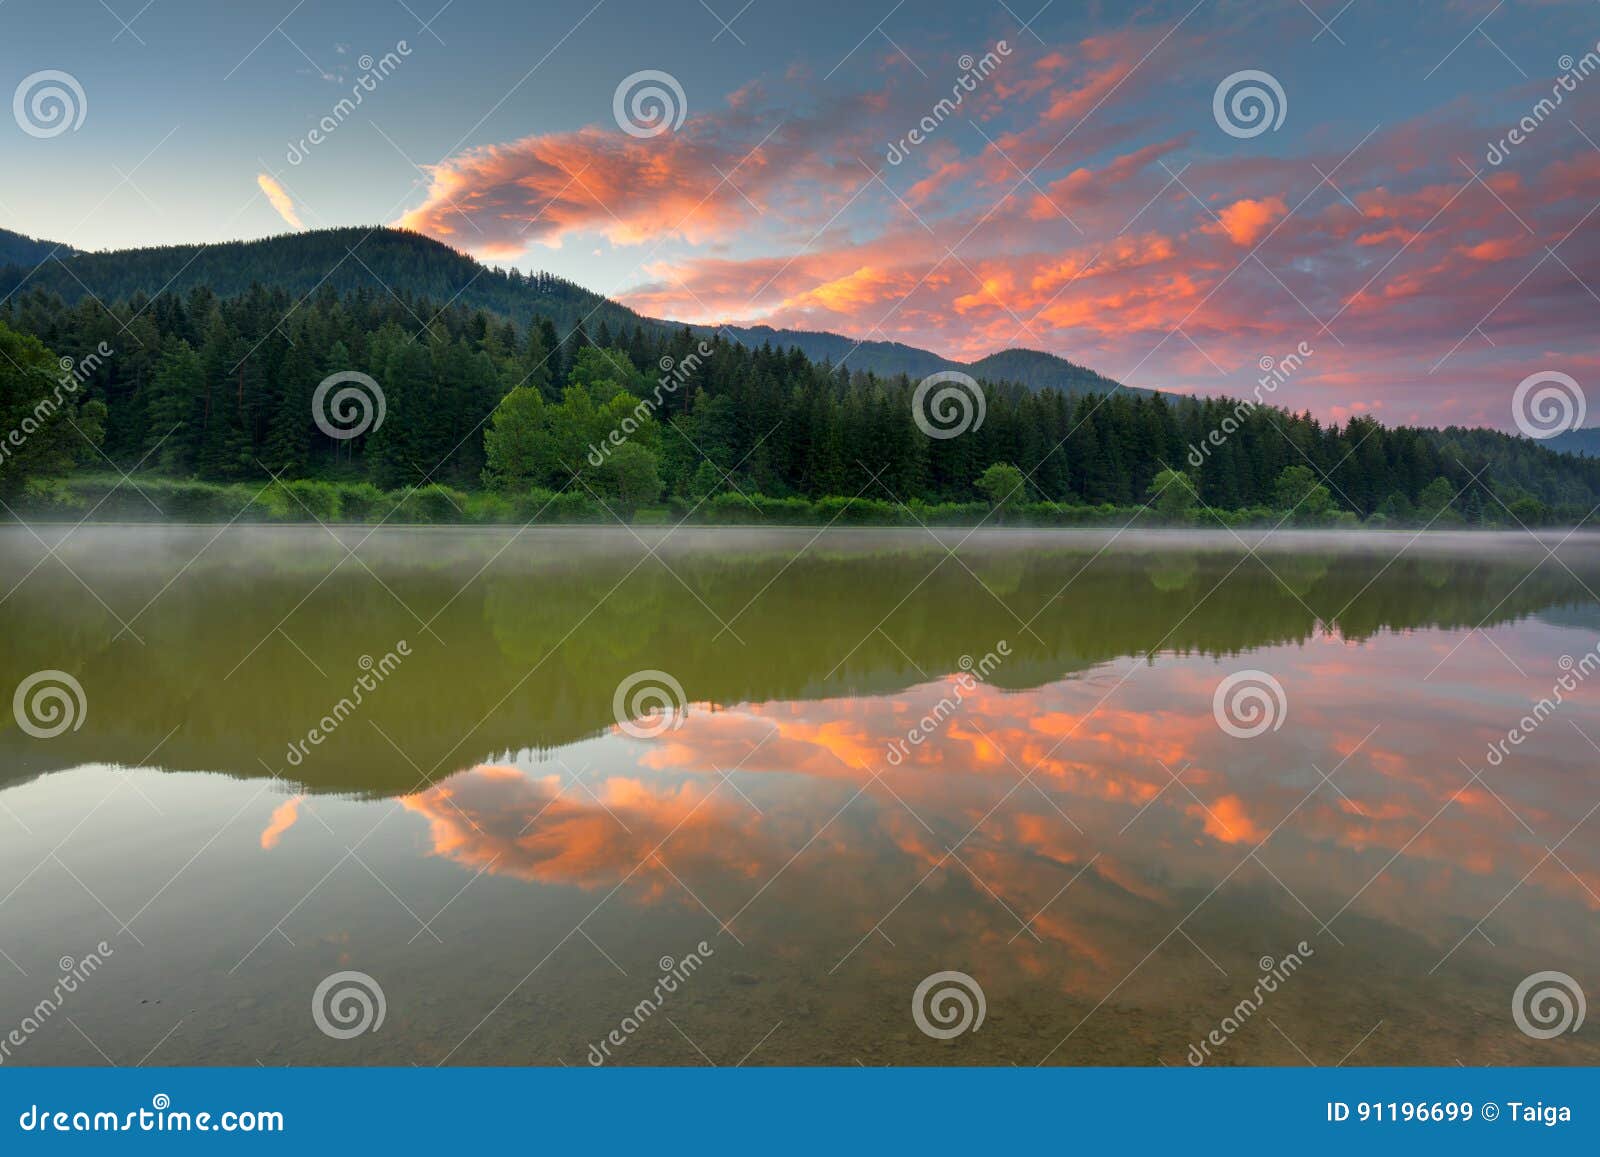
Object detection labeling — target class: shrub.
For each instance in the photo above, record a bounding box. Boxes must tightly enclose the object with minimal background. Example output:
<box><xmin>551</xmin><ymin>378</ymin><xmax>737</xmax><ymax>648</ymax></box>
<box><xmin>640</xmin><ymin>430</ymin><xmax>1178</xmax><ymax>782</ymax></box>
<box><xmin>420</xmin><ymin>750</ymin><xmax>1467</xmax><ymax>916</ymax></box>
<box><xmin>391</xmin><ymin>484</ymin><xmax>468</xmax><ymax>523</ymax></box>
<box><xmin>336</xmin><ymin>482</ymin><xmax>388</xmax><ymax>522</ymax></box>
<box><xmin>516</xmin><ymin>488</ymin><xmax>603</xmax><ymax>523</ymax></box>
<box><xmin>813</xmin><ymin>495</ymin><xmax>903</xmax><ymax>525</ymax></box>
<box><xmin>465</xmin><ymin>492</ymin><xmax>516</xmax><ymax>524</ymax></box>
<box><xmin>275</xmin><ymin>479</ymin><xmax>343</xmax><ymax>522</ymax></box>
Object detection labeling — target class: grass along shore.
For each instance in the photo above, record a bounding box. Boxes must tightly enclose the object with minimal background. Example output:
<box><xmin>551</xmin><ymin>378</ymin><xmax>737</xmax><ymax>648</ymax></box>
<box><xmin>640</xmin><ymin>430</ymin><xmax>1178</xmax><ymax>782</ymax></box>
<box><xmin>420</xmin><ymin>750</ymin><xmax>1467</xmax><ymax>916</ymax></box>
<box><xmin>5</xmin><ymin>473</ymin><xmax>1567</xmax><ymax>529</ymax></box>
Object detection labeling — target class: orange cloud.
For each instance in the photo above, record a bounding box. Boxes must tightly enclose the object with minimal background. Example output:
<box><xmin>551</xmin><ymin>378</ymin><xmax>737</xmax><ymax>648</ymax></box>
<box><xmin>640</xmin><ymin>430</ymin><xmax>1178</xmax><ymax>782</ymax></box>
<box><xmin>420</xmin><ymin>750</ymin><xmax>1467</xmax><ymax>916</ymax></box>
<box><xmin>1214</xmin><ymin>196</ymin><xmax>1287</xmax><ymax>246</ymax></box>
<box><xmin>1189</xmin><ymin>794</ymin><xmax>1269</xmax><ymax>845</ymax></box>
<box><xmin>260</xmin><ymin>795</ymin><xmax>304</xmax><ymax>850</ymax></box>
<box><xmin>399</xmin><ymin>764</ymin><xmax>771</xmax><ymax>896</ymax></box>
<box><xmin>256</xmin><ymin>173</ymin><xmax>303</xmax><ymax>231</ymax></box>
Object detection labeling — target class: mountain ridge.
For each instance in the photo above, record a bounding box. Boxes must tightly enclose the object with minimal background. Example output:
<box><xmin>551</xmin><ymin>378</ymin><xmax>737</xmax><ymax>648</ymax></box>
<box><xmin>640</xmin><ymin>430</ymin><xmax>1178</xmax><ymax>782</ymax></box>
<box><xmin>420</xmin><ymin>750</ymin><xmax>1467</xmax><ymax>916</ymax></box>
<box><xmin>0</xmin><ymin>227</ymin><xmax>76</xmax><ymax>267</ymax></box>
<box><xmin>0</xmin><ymin>225</ymin><xmax>1132</xmax><ymax>397</ymax></box>
<box><xmin>1543</xmin><ymin>428</ymin><xmax>1600</xmax><ymax>457</ymax></box>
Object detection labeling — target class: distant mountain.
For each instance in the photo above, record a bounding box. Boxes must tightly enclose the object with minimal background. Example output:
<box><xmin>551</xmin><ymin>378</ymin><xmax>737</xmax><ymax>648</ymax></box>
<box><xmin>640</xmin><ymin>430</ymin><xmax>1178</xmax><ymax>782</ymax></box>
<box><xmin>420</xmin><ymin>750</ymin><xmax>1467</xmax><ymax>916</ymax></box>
<box><xmin>712</xmin><ymin>324</ymin><xmax>1134</xmax><ymax>397</ymax></box>
<box><xmin>967</xmin><ymin>348</ymin><xmax>1126</xmax><ymax>395</ymax></box>
<box><xmin>713</xmin><ymin>324</ymin><xmax>952</xmax><ymax>380</ymax></box>
<box><xmin>1543</xmin><ymin>428</ymin><xmax>1600</xmax><ymax>457</ymax></box>
<box><xmin>0</xmin><ymin>225</ymin><xmax>1132</xmax><ymax>397</ymax></box>
<box><xmin>0</xmin><ymin>227</ymin><xmax>75</xmax><ymax>266</ymax></box>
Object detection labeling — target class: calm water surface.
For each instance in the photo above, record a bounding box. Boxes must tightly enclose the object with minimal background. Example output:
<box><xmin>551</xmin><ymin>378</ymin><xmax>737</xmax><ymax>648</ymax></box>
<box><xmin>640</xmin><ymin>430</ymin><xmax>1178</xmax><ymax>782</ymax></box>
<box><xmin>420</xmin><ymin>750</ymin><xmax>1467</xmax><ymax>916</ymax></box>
<box><xmin>2</xmin><ymin>526</ymin><xmax>1598</xmax><ymax>1066</ymax></box>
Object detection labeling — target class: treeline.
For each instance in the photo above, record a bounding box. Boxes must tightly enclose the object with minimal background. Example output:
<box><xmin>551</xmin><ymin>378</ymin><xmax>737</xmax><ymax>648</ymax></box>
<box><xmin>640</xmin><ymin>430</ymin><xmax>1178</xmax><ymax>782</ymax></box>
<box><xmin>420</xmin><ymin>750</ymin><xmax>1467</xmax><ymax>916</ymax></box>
<box><xmin>4</xmin><ymin>279</ymin><xmax>1600</xmax><ymax>524</ymax></box>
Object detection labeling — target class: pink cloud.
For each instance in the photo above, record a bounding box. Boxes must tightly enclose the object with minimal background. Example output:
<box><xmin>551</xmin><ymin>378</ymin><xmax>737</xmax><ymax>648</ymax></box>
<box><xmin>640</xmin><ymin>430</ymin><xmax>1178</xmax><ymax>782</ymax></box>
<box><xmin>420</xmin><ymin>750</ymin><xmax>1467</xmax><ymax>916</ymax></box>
<box><xmin>391</xmin><ymin>20</ymin><xmax>1600</xmax><ymax>426</ymax></box>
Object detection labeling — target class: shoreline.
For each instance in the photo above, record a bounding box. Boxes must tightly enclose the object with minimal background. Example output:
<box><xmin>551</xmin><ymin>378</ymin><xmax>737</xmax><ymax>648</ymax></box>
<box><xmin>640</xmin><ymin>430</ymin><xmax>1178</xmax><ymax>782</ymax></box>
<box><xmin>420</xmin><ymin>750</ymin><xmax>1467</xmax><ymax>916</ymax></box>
<box><xmin>6</xmin><ymin>522</ymin><xmax>1599</xmax><ymax>555</ymax></box>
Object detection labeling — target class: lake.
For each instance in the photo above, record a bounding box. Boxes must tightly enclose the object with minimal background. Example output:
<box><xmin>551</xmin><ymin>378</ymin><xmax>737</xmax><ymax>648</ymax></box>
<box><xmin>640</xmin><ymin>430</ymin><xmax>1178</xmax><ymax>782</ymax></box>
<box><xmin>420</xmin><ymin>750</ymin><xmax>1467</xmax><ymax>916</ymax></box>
<box><xmin>2</xmin><ymin>525</ymin><xmax>1598</xmax><ymax>1066</ymax></box>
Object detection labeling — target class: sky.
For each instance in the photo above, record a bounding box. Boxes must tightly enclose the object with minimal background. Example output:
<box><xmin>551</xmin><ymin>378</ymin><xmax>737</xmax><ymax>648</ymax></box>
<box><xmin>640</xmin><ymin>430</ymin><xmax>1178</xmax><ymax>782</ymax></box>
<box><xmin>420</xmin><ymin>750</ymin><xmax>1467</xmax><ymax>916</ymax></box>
<box><xmin>2</xmin><ymin>0</ymin><xmax>1599</xmax><ymax>428</ymax></box>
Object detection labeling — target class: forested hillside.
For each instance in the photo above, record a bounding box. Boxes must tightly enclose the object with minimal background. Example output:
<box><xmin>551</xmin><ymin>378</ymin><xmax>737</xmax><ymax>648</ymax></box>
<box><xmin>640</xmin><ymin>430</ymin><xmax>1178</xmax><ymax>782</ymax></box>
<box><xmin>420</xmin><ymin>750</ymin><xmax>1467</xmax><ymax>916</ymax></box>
<box><xmin>3</xmin><ymin>278</ymin><xmax>1599</xmax><ymax>525</ymax></box>
<box><xmin>0</xmin><ymin>227</ymin><xmax>646</xmax><ymax>345</ymax></box>
<box><xmin>0</xmin><ymin>226</ymin><xmax>1130</xmax><ymax>395</ymax></box>
<box><xmin>0</xmin><ymin>228</ymin><xmax>73</xmax><ymax>267</ymax></box>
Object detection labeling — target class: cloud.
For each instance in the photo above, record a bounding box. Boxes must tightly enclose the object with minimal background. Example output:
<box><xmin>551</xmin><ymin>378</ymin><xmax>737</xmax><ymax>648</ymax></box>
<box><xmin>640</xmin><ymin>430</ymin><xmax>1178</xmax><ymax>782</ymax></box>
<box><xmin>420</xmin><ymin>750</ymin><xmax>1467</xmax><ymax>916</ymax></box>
<box><xmin>388</xmin><ymin>16</ymin><xmax>1600</xmax><ymax>427</ymax></box>
<box><xmin>394</xmin><ymin>128</ymin><xmax>787</xmax><ymax>259</ymax></box>
<box><xmin>259</xmin><ymin>795</ymin><xmax>304</xmax><ymax>850</ymax></box>
<box><xmin>1213</xmin><ymin>196</ymin><xmax>1288</xmax><ymax>246</ymax></box>
<box><xmin>398</xmin><ymin>764</ymin><xmax>772</xmax><ymax>897</ymax></box>
<box><xmin>383</xmin><ymin>629</ymin><xmax>1600</xmax><ymax>968</ymax></box>
<box><xmin>257</xmin><ymin>173</ymin><xmax>304</xmax><ymax>230</ymax></box>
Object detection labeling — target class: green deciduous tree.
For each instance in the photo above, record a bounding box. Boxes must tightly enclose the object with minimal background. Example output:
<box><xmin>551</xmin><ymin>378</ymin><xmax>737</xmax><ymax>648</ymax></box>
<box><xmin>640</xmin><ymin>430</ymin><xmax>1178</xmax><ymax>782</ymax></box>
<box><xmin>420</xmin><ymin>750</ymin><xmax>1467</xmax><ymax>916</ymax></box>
<box><xmin>1147</xmin><ymin>467</ymin><xmax>1199</xmax><ymax>521</ymax></box>
<box><xmin>594</xmin><ymin>441</ymin><xmax>662</xmax><ymax>516</ymax></box>
<box><xmin>977</xmin><ymin>462</ymin><xmax>1027</xmax><ymax>520</ymax></box>
<box><xmin>0</xmin><ymin>321</ymin><xmax>106</xmax><ymax>500</ymax></box>
<box><xmin>1273</xmin><ymin>464</ymin><xmax>1336</xmax><ymax>522</ymax></box>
